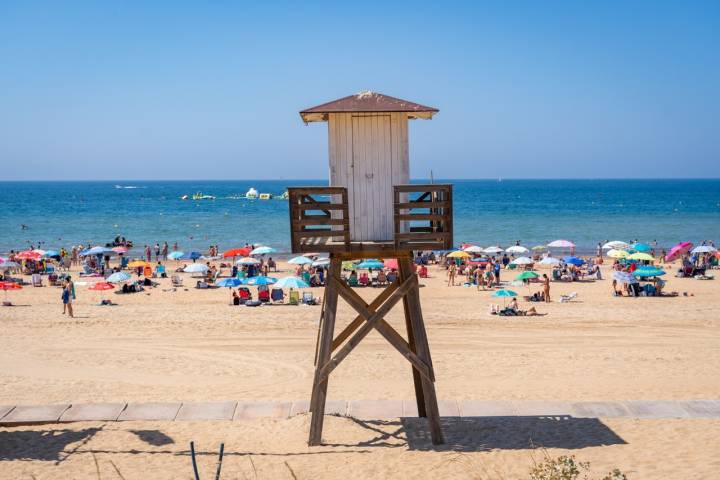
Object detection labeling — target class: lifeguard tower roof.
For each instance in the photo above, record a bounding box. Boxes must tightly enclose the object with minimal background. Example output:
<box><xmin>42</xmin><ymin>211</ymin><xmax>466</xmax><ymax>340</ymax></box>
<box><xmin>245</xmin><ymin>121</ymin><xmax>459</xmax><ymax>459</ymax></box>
<box><xmin>300</xmin><ymin>91</ymin><xmax>438</xmax><ymax>123</ymax></box>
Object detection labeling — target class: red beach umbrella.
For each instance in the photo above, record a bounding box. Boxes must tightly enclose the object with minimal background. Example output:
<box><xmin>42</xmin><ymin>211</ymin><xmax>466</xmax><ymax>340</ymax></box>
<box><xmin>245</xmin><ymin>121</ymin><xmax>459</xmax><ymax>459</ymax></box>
<box><xmin>0</xmin><ymin>281</ymin><xmax>22</xmax><ymax>305</ymax></box>
<box><xmin>223</xmin><ymin>247</ymin><xmax>251</xmax><ymax>258</ymax></box>
<box><xmin>383</xmin><ymin>259</ymin><xmax>398</xmax><ymax>270</ymax></box>
<box><xmin>15</xmin><ymin>250</ymin><xmax>42</xmax><ymax>261</ymax></box>
<box><xmin>89</xmin><ymin>282</ymin><xmax>115</xmax><ymax>291</ymax></box>
<box><xmin>112</xmin><ymin>246</ymin><xmax>128</xmax><ymax>254</ymax></box>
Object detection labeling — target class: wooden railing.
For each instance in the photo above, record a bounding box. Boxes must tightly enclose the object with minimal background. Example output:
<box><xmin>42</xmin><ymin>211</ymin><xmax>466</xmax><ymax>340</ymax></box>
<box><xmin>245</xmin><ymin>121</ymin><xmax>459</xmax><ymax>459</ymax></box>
<box><xmin>393</xmin><ymin>184</ymin><xmax>453</xmax><ymax>251</ymax></box>
<box><xmin>288</xmin><ymin>187</ymin><xmax>350</xmax><ymax>253</ymax></box>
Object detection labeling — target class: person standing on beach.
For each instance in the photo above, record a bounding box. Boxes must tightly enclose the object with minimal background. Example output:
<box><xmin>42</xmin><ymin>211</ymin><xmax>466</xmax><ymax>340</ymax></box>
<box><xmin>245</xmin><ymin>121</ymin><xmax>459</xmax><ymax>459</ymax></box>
<box><xmin>597</xmin><ymin>242</ymin><xmax>602</xmax><ymax>259</ymax></box>
<box><xmin>62</xmin><ymin>276</ymin><xmax>75</xmax><ymax>317</ymax></box>
<box><xmin>162</xmin><ymin>242</ymin><xmax>168</xmax><ymax>260</ymax></box>
<box><xmin>154</xmin><ymin>243</ymin><xmax>161</xmax><ymax>261</ymax></box>
<box><xmin>144</xmin><ymin>245</ymin><xmax>151</xmax><ymax>262</ymax></box>
<box><xmin>542</xmin><ymin>274</ymin><xmax>551</xmax><ymax>302</ymax></box>
<box><xmin>447</xmin><ymin>263</ymin><xmax>456</xmax><ymax>286</ymax></box>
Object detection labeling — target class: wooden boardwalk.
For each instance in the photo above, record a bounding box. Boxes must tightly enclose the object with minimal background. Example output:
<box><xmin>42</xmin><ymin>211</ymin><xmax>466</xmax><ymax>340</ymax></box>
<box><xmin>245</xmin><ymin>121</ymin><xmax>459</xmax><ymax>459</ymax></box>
<box><xmin>1</xmin><ymin>399</ymin><xmax>718</xmax><ymax>426</ymax></box>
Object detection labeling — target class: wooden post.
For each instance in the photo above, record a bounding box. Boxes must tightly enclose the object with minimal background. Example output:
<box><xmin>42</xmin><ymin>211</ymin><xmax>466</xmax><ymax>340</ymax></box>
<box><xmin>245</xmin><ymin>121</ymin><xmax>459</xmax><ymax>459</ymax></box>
<box><xmin>308</xmin><ymin>256</ymin><xmax>341</xmax><ymax>445</ymax></box>
<box><xmin>399</xmin><ymin>253</ymin><xmax>426</xmax><ymax>418</ymax></box>
<box><xmin>398</xmin><ymin>256</ymin><xmax>444</xmax><ymax>444</ymax></box>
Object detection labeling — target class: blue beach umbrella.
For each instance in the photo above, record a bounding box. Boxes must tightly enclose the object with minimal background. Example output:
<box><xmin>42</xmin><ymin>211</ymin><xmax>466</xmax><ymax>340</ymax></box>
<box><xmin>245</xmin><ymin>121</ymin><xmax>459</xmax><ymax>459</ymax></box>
<box><xmin>43</xmin><ymin>250</ymin><xmax>60</xmax><ymax>257</ymax></box>
<box><xmin>217</xmin><ymin>278</ymin><xmax>242</xmax><ymax>288</ymax></box>
<box><xmin>492</xmin><ymin>289</ymin><xmax>518</xmax><ymax>297</ymax></box>
<box><xmin>630</xmin><ymin>242</ymin><xmax>652</xmax><ymax>253</ymax></box>
<box><xmin>633</xmin><ymin>266</ymin><xmax>666</xmax><ymax>277</ymax></box>
<box><xmin>274</xmin><ymin>276</ymin><xmax>310</xmax><ymax>289</ymax></box>
<box><xmin>357</xmin><ymin>259</ymin><xmax>384</xmax><ymax>270</ymax></box>
<box><xmin>243</xmin><ymin>276</ymin><xmax>277</xmax><ymax>286</ymax></box>
<box><xmin>106</xmin><ymin>271</ymin><xmax>132</xmax><ymax>283</ymax></box>
<box><xmin>181</xmin><ymin>251</ymin><xmax>202</xmax><ymax>261</ymax></box>
<box><xmin>288</xmin><ymin>256</ymin><xmax>313</xmax><ymax>265</ymax></box>
<box><xmin>168</xmin><ymin>251</ymin><xmax>184</xmax><ymax>260</ymax></box>
<box><xmin>563</xmin><ymin>256</ymin><xmax>585</xmax><ymax>266</ymax></box>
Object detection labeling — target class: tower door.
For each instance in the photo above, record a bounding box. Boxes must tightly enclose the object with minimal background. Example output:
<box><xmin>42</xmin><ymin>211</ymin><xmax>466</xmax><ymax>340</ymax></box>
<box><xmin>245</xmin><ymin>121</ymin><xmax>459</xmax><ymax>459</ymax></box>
<box><xmin>350</xmin><ymin>114</ymin><xmax>393</xmax><ymax>241</ymax></box>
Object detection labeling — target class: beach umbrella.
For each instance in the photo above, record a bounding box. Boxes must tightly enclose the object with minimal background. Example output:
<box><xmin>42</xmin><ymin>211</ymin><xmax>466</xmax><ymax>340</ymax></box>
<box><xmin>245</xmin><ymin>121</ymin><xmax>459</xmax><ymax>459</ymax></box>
<box><xmin>628</xmin><ymin>252</ymin><xmax>654</xmax><ymax>261</ymax></box>
<box><xmin>515</xmin><ymin>271</ymin><xmax>539</xmax><ymax>281</ymax></box>
<box><xmin>691</xmin><ymin>245</ymin><xmax>717</xmax><ymax>254</ymax></box>
<box><xmin>383</xmin><ymin>259</ymin><xmax>399</xmax><ymax>270</ymax></box>
<box><xmin>0</xmin><ymin>261</ymin><xmax>21</xmax><ymax>270</ymax></box>
<box><xmin>184</xmin><ymin>264</ymin><xmax>209</xmax><ymax>273</ymax></box>
<box><xmin>483</xmin><ymin>246</ymin><xmax>504</xmax><ymax>254</ymax></box>
<box><xmin>447</xmin><ymin>250</ymin><xmax>471</xmax><ymax>258</ymax></box>
<box><xmin>563</xmin><ymin>256</ymin><xmax>585</xmax><ymax>266</ymax></box>
<box><xmin>128</xmin><ymin>260</ymin><xmax>150</xmax><ymax>269</ymax></box>
<box><xmin>357</xmin><ymin>259</ymin><xmax>384</xmax><ymax>270</ymax></box>
<box><xmin>168</xmin><ymin>251</ymin><xmax>184</xmax><ymax>260</ymax></box>
<box><xmin>492</xmin><ymin>289</ymin><xmax>517</xmax><ymax>297</ymax></box>
<box><xmin>217</xmin><ymin>278</ymin><xmax>242</xmax><ymax>288</ymax></box>
<box><xmin>463</xmin><ymin>245</ymin><xmax>484</xmax><ymax>254</ymax></box>
<box><xmin>89</xmin><ymin>281</ymin><xmax>115</xmax><ymax>291</ymax></box>
<box><xmin>342</xmin><ymin>261</ymin><xmax>357</xmax><ymax>270</ymax></box>
<box><xmin>112</xmin><ymin>246</ymin><xmax>128</xmax><ymax>254</ymax></box>
<box><xmin>630</xmin><ymin>242</ymin><xmax>652</xmax><ymax>253</ymax></box>
<box><xmin>0</xmin><ymin>281</ymin><xmax>22</xmax><ymax>305</ymax></box>
<box><xmin>15</xmin><ymin>250</ymin><xmax>42</xmax><ymax>261</ymax></box>
<box><xmin>547</xmin><ymin>240</ymin><xmax>575</xmax><ymax>248</ymax></box>
<box><xmin>506</xmin><ymin>245</ymin><xmax>529</xmax><ymax>254</ymax></box>
<box><xmin>82</xmin><ymin>246</ymin><xmax>114</xmax><ymax>256</ymax></box>
<box><xmin>606</xmin><ymin>249</ymin><xmax>629</xmax><ymax>259</ymax></box>
<box><xmin>312</xmin><ymin>258</ymin><xmax>330</xmax><ymax>267</ymax></box>
<box><xmin>222</xmin><ymin>247</ymin><xmax>251</xmax><ymax>258</ymax></box>
<box><xmin>665</xmin><ymin>242</ymin><xmax>693</xmax><ymax>262</ymax></box>
<box><xmin>288</xmin><ymin>256</ymin><xmax>313</xmax><ymax>265</ymax></box>
<box><xmin>633</xmin><ymin>266</ymin><xmax>666</xmax><ymax>277</ymax></box>
<box><xmin>236</xmin><ymin>257</ymin><xmax>260</xmax><ymax>265</ymax></box>
<box><xmin>243</xmin><ymin>276</ymin><xmax>277</xmax><ymax>286</ymax></box>
<box><xmin>181</xmin><ymin>251</ymin><xmax>202</xmax><ymax>261</ymax></box>
<box><xmin>538</xmin><ymin>257</ymin><xmax>560</xmax><ymax>265</ymax></box>
<box><xmin>43</xmin><ymin>250</ymin><xmax>60</xmax><ymax>257</ymax></box>
<box><xmin>250</xmin><ymin>246</ymin><xmax>276</xmax><ymax>256</ymax></box>
<box><xmin>531</xmin><ymin>245</ymin><xmax>546</xmax><ymax>251</ymax></box>
<box><xmin>510</xmin><ymin>256</ymin><xmax>533</xmax><ymax>265</ymax></box>
<box><xmin>603</xmin><ymin>241</ymin><xmax>629</xmax><ymax>250</ymax></box>
<box><xmin>302</xmin><ymin>252</ymin><xmax>321</xmax><ymax>258</ymax></box>
<box><xmin>274</xmin><ymin>276</ymin><xmax>310</xmax><ymax>289</ymax></box>
<box><xmin>613</xmin><ymin>271</ymin><xmax>638</xmax><ymax>284</ymax></box>
<box><xmin>106</xmin><ymin>271</ymin><xmax>132</xmax><ymax>283</ymax></box>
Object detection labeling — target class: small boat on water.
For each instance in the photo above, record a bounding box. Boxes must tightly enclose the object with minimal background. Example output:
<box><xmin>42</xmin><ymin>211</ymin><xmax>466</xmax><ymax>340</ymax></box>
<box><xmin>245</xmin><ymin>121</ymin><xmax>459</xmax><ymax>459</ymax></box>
<box><xmin>191</xmin><ymin>192</ymin><xmax>216</xmax><ymax>200</ymax></box>
<box><xmin>245</xmin><ymin>188</ymin><xmax>259</xmax><ymax>199</ymax></box>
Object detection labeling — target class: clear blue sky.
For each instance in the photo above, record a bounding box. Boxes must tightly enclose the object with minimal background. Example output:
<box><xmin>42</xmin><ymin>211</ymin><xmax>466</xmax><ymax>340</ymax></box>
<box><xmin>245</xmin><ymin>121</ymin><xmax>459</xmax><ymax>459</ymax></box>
<box><xmin>1</xmin><ymin>1</ymin><xmax>718</xmax><ymax>180</ymax></box>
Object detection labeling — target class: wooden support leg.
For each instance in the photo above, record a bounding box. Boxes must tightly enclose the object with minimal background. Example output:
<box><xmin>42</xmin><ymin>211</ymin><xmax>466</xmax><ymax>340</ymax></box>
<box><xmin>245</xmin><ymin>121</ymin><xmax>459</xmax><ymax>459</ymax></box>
<box><xmin>399</xmin><ymin>257</ymin><xmax>444</xmax><ymax>445</ymax></box>
<box><xmin>399</xmin><ymin>256</ymin><xmax>426</xmax><ymax>418</ymax></box>
<box><xmin>308</xmin><ymin>257</ymin><xmax>341</xmax><ymax>446</ymax></box>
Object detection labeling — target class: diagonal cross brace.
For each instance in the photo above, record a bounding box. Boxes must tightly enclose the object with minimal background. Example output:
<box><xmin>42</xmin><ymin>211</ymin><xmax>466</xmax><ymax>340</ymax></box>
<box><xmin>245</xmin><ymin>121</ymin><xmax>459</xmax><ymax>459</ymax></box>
<box><xmin>316</xmin><ymin>273</ymin><xmax>433</xmax><ymax>385</ymax></box>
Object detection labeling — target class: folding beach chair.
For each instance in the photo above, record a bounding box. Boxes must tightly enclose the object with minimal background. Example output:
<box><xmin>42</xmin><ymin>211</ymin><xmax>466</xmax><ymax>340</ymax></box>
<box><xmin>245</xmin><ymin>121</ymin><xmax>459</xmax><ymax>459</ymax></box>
<box><xmin>31</xmin><ymin>273</ymin><xmax>43</xmax><ymax>287</ymax></box>
<box><xmin>238</xmin><ymin>287</ymin><xmax>252</xmax><ymax>304</ymax></box>
<box><xmin>270</xmin><ymin>288</ymin><xmax>284</xmax><ymax>304</ymax></box>
<box><xmin>171</xmin><ymin>274</ymin><xmax>183</xmax><ymax>287</ymax></box>
<box><xmin>289</xmin><ymin>289</ymin><xmax>300</xmax><ymax>305</ymax></box>
<box><xmin>302</xmin><ymin>292</ymin><xmax>316</xmax><ymax>305</ymax></box>
<box><xmin>258</xmin><ymin>285</ymin><xmax>270</xmax><ymax>303</ymax></box>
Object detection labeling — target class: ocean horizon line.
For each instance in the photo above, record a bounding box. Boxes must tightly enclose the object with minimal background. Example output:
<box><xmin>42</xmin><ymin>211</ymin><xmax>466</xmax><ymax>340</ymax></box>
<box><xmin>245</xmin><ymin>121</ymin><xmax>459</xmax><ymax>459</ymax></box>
<box><xmin>1</xmin><ymin>177</ymin><xmax>719</xmax><ymax>183</ymax></box>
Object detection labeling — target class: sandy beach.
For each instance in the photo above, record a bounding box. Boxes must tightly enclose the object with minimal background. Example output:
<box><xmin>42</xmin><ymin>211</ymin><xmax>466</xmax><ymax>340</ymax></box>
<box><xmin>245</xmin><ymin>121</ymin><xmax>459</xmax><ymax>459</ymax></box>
<box><xmin>1</xmin><ymin>260</ymin><xmax>719</xmax><ymax>479</ymax></box>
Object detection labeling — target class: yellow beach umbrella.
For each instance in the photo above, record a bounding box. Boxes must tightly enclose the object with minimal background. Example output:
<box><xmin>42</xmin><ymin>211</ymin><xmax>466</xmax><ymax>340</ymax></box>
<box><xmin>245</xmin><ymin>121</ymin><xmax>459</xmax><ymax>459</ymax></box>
<box><xmin>628</xmin><ymin>252</ymin><xmax>654</xmax><ymax>261</ymax></box>
<box><xmin>606</xmin><ymin>249</ymin><xmax>629</xmax><ymax>259</ymax></box>
<box><xmin>128</xmin><ymin>260</ymin><xmax>150</xmax><ymax>268</ymax></box>
<box><xmin>447</xmin><ymin>250</ymin><xmax>471</xmax><ymax>258</ymax></box>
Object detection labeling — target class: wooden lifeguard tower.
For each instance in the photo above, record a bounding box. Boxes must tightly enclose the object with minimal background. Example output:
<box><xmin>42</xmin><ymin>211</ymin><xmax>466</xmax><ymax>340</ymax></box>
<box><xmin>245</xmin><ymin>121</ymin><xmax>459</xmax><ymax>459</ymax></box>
<box><xmin>289</xmin><ymin>91</ymin><xmax>452</xmax><ymax>445</ymax></box>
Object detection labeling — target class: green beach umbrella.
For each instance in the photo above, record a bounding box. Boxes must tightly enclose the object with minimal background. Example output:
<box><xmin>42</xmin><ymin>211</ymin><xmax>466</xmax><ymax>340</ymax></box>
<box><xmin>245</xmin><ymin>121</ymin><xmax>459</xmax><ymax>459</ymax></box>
<box><xmin>515</xmin><ymin>271</ymin><xmax>539</xmax><ymax>281</ymax></box>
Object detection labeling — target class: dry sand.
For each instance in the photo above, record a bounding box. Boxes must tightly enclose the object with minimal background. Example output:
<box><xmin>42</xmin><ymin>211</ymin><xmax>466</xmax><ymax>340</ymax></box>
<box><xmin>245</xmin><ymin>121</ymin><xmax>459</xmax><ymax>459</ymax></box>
<box><xmin>1</xmin><ymin>261</ymin><xmax>719</xmax><ymax>479</ymax></box>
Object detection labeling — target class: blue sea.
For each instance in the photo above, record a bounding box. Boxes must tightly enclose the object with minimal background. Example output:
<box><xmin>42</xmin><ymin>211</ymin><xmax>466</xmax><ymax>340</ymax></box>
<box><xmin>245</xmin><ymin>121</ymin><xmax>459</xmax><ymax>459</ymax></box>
<box><xmin>1</xmin><ymin>179</ymin><xmax>718</xmax><ymax>256</ymax></box>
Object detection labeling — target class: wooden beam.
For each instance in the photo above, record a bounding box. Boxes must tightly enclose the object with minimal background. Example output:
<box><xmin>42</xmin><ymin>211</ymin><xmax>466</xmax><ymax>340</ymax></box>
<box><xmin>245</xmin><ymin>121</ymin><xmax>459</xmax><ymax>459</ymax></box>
<box><xmin>316</xmin><ymin>273</ymin><xmax>423</xmax><ymax>384</ymax></box>
<box><xmin>331</xmin><ymin>279</ymin><xmax>400</xmax><ymax>351</ymax></box>
<box><xmin>331</xmin><ymin>279</ymin><xmax>433</xmax><ymax>382</ymax></box>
